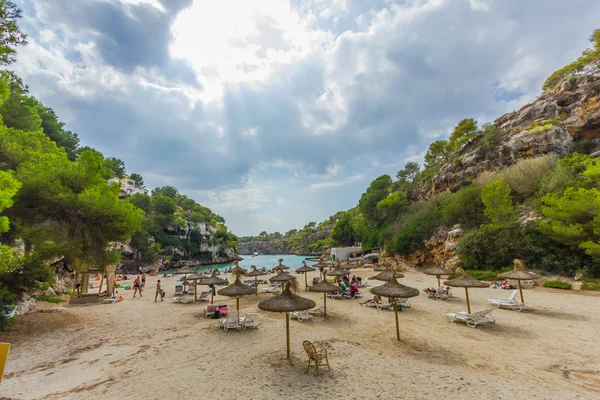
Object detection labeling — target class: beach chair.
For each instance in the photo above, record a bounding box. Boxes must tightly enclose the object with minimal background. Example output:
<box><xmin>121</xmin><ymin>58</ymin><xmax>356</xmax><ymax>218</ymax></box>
<box><xmin>303</xmin><ymin>341</ymin><xmax>330</xmax><ymax>375</ymax></box>
<box><xmin>307</xmin><ymin>306</ymin><xmax>324</xmax><ymax>316</ymax></box>
<box><xmin>445</xmin><ymin>309</ymin><xmax>496</xmax><ymax>328</ymax></box>
<box><xmin>204</xmin><ymin>304</ymin><xmax>219</xmax><ymax>318</ymax></box>
<box><xmin>289</xmin><ymin>311</ymin><xmax>313</xmax><ymax>322</ymax></box>
<box><xmin>262</xmin><ymin>285</ymin><xmax>280</xmax><ymax>294</ymax></box>
<box><xmin>396</xmin><ymin>298</ymin><xmax>411</xmax><ymax>308</ymax></box>
<box><xmin>174</xmin><ymin>285</ymin><xmax>184</xmax><ymax>296</ymax></box>
<box><xmin>100</xmin><ymin>296</ymin><xmax>120</xmax><ymax>304</ymax></box>
<box><xmin>487</xmin><ymin>290</ymin><xmax>526</xmax><ymax>311</ymax></box>
<box><xmin>219</xmin><ymin>311</ymin><xmax>241</xmax><ymax>331</ymax></box>
<box><xmin>197</xmin><ymin>291</ymin><xmax>210</xmax><ymax>302</ymax></box>
<box><xmin>328</xmin><ymin>292</ymin><xmax>344</xmax><ymax>299</ymax></box>
<box><xmin>375</xmin><ymin>302</ymin><xmax>393</xmax><ymax>311</ymax></box>
<box><xmin>240</xmin><ymin>313</ymin><xmax>259</xmax><ymax>329</ymax></box>
<box><xmin>359</xmin><ymin>278</ymin><xmax>370</xmax><ymax>288</ymax></box>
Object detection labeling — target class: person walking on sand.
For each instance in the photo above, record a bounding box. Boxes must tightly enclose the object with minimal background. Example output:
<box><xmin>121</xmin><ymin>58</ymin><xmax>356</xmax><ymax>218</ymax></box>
<box><xmin>133</xmin><ymin>276</ymin><xmax>143</xmax><ymax>297</ymax></box>
<box><xmin>141</xmin><ymin>272</ymin><xmax>147</xmax><ymax>287</ymax></box>
<box><xmin>155</xmin><ymin>280</ymin><xmax>164</xmax><ymax>302</ymax></box>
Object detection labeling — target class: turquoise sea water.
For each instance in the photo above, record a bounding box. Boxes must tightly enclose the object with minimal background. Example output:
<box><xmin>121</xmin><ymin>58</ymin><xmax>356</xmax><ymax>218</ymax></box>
<box><xmin>192</xmin><ymin>254</ymin><xmax>315</xmax><ymax>273</ymax></box>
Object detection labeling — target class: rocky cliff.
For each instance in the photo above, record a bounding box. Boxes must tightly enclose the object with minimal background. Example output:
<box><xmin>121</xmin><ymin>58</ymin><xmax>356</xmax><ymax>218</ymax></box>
<box><xmin>119</xmin><ymin>220</ymin><xmax>238</xmax><ymax>272</ymax></box>
<box><xmin>414</xmin><ymin>73</ymin><xmax>600</xmax><ymax>199</ymax></box>
<box><xmin>238</xmin><ymin>230</ymin><xmax>331</xmax><ymax>255</ymax></box>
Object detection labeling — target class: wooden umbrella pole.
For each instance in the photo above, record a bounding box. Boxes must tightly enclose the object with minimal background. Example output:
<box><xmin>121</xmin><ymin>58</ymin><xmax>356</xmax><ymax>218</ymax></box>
<box><xmin>305</xmin><ymin>273</ymin><xmax>308</xmax><ymax>291</ymax></box>
<box><xmin>437</xmin><ymin>275</ymin><xmax>441</xmax><ymax>287</ymax></box>
<box><xmin>465</xmin><ymin>287</ymin><xmax>471</xmax><ymax>314</ymax></box>
<box><xmin>211</xmin><ymin>291</ymin><xmax>214</xmax><ymax>305</ymax></box>
<box><xmin>518</xmin><ymin>280</ymin><xmax>524</xmax><ymax>304</ymax></box>
<box><xmin>286</xmin><ymin>312</ymin><xmax>291</xmax><ymax>360</ymax></box>
<box><xmin>236</xmin><ymin>297</ymin><xmax>240</xmax><ymax>311</ymax></box>
<box><xmin>323</xmin><ymin>292</ymin><xmax>327</xmax><ymax>318</ymax></box>
<box><xmin>394</xmin><ymin>299</ymin><xmax>400</xmax><ymax>341</ymax></box>
<box><xmin>194</xmin><ymin>281</ymin><xmax>198</xmax><ymax>302</ymax></box>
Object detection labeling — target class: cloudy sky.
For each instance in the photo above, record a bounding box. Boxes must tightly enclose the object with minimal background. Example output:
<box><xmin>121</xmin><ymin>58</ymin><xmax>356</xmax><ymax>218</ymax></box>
<box><xmin>12</xmin><ymin>0</ymin><xmax>600</xmax><ymax>235</ymax></box>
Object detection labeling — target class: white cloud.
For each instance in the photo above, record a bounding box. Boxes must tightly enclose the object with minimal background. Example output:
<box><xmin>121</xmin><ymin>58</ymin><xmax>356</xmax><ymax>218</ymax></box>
<box><xmin>200</xmin><ymin>187</ymin><xmax>269</xmax><ymax>212</ymax></box>
<box><xmin>310</xmin><ymin>173</ymin><xmax>364</xmax><ymax>189</ymax></box>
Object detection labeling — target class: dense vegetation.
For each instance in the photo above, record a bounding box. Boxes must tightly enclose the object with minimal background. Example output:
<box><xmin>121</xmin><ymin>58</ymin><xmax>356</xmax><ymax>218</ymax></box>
<box><xmin>239</xmin><ymin>217</ymin><xmax>336</xmax><ymax>254</ymax></box>
<box><xmin>330</xmin><ymin>27</ymin><xmax>600</xmax><ymax>279</ymax></box>
<box><xmin>0</xmin><ymin>2</ymin><xmax>235</xmax><ymax>325</ymax></box>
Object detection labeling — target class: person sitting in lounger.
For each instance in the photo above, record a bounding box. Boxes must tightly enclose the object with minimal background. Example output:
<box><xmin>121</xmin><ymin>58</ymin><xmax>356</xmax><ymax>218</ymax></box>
<box><xmin>500</xmin><ymin>281</ymin><xmax>516</xmax><ymax>290</ymax></box>
<box><xmin>349</xmin><ymin>283</ymin><xmax>360</xmax><ymax>298</ymax></box>
<box><xmin>360</xmin><ymin>295</ymin><xmax>382</xmax><ymax>306</ymax></box>
<box><xmin>423</xmin><ymin>287</ymin><xmax>436</xmax><ymax>294</ymax></box>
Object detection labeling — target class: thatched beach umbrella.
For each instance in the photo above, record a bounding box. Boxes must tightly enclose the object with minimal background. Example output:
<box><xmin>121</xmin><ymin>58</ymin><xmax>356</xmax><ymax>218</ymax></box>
<box><xmin>270</xmin><ymin>267</ymin><xmax>295</xmax><ymax>293</ymax></box>
<box><xmin>373</xmin><ymin>264</ymin><xmax>388</xmax><ymax>272</ymax></box>
<box><xmin>309</xmin><ymin>274</ymin><xmax>341</xmax><ymax>318</ymax></box>
<box><xmin>444</xmin><ymin>268</ymin><xmax>488</xmax><ymax>314</ymax></box>
<box><xmin>246</xmin><ymin>265</ymin><xmax>265</xmax><ymax>296</ymax></box>
<box><xmin>296</xmin><ymin>260</ymin><xmax>316</xmax><ymax>291</ymax></box>
<box><xmin>186</xmin><ymin>273</ymin><xmax>206</xmax><ymax>301</ymax></box>
<box><xmin>275</xmin><ymin>258</ymin><xmax>289</xmax><ymax>270</ymax></box>
<box><xmin>373</xmin><ymin>269</ymin><xmax>404</xmax><ymax>282</ymax></box>
<box><xmin>423</xmin><ymin>266</ymin><xmax>453</xmax><ymax>287</ymax></box>
<box><xmin>177</xmin><ymin>265</ymin><xmax>195</xmax><ymax>294</ymax></box>
<box><xmin>218</xmin><ymin>270</ymin><xmax>257</xmax><ymax>311</ymax></box>
<box><xmin>230</xmin><ymin>260</ymin><xmax>248</xmax><ymax>275</ymax></box>
<box><xmin>370</xmin><ymin>270</ymin><xmax>419</xmax><ymax>341</ymax></box>
<box><xmin>258</xmin><ymin>279</ymin><xmax>316</xmax><ymax>359</ymax></box>
<box><xmin>202</xmin><ymin>273</ymin><xmax>227</xmax><ymax>304</ymax></box>
<box><xmin>498</xmin><ymin>259</ymin><xmax>541</xmax><ymax>304</ymax></box>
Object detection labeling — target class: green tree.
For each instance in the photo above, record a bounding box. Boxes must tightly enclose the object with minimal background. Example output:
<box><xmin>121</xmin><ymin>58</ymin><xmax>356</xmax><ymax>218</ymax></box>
<box><xmin>32</xmin><ymin>102</ymin><xmax>79</xmax><ymax>160</ymax></box>
<box><xmin>480</xmin><ymin>179</ymin><xmax>517</xmax><ymax>230</ymax></box>
<box><xmin>285</xmin><ymin>229</ymin><xmax>297</xmax><ymax>237</ymax></box>
<box><xmin>0</xmin><ymin>1</ymin><xmax>27</xmax><ymax>65</ymax></box>
<box><xmin>376</xmin><ymin>191</ymin><xmax>408</xmax><ymax>220</ymax></box>
<box><xmin>104</xmin><ymin>157</ymin><xmax>125</xmax><ymax>179</ymax></box>
<box><xmin>448</xmin><ymin>118</ymin><xmax>478</xmax><ymax>151</ymax></box>
<box><xmin>424</xmin><ymin>140</ymin><xmax>451</xmax><ymax>168</ymax></box>
<box><xmin>358</xmin><ymin>174</ymin><xmax>392</xmax><ymax>225</ymax></box>
<box><xmin>543</xmin><ymin>28</ymin><xmax>600</xmax><ymax>91</ymax></box>
<box><xmin>152</xmin><ymin>185</ymin><xmax>178</xmax><ymax>199</ymax></box>
<box><xmin>396</xmin><ymin>162</ymin><xmax>420</xmax><ymax>181</ymax></box>
<box><xmin>129</xmin><ymin>173</ymin><xmax>145</xmax><ymax>188</ymax></box>
<box><xmin>331</xmin><ymin>212</ymin><xmax>356</xmax><ymax>246</ymax></box>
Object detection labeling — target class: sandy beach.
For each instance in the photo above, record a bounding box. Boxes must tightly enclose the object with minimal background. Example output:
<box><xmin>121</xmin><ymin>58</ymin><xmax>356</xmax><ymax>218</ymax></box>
<box><xmin>2</xmin><ymin>268</ymin><xmax>600</xmax><ymax>400</ymax></box>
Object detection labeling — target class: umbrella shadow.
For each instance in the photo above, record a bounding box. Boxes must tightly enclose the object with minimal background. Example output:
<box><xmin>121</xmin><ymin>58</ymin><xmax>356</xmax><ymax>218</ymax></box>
<box><xmin>474</xmin><ymin>322</ymin><xmax>540</xmax><ymax>340</ymax></box>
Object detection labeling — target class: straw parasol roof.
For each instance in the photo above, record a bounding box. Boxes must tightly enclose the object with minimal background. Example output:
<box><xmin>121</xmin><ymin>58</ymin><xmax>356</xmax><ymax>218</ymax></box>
<box><xmin>309</xmin><ymin>280</ymin><xmax>341</xmax><ymax>318</ymax></box>
<box><xmin>373</xmin><ymin>264</ymin><xmax>388</xmax><ymax>272</ymax></box>
<box><xmin>499</xmin><ymin>259</ymin><xmax>541</xmax><ymax>281</ymax></box>
<box><xmin>296</xmin><ymin>261</ymin><xmax>316</xmax><ymax>273</ymax></box>
<box><xmin>498</xmin><ymin>259</ymin><xmax>541</xmax><ymax>304</ymax></box>
<box><xmin>369</xmin><ymin>271</ymin><xmax>419</xmax><ymax>341</ymax></box>
<box><xmin>444</xmin><ymin>268</ymin><xmax>488</xmax><ymax>314</ymax></box>
<box><xmin>258</xmin><ymin>285</ymin><xmax>316</xmax><ymax>312</ymax></box>
<box><xmin>327</xmin><ymin>268</ymin><xmax>350</xmax><ymax>277</ymax></box>
<box><xmin>218</xmin><ymin>273</ymin><xmax>257</xmax><ymax>310</ymax></box>
<box><xmin>230</xmin><ymin>260</ymin><xmax>248</xmax><ymax>275</ymax></box>
<box><xmin>270</xmin><ymin>270</ymin><xmax>294</xmax><ymax>283</ymax></box>
<box><xmin>177</xmin><ymin>265</ymin><xmax>195</xmax><ymax>274</ymax></box>
<box><xmin>373</xmin><ymin>270</ymin><xmax>404</xmax><ymax>282</ymax></box>
<box><xmin>258</xmin><ymin>280</ymin><xmax>316</xmax><ymax>359</ymax></box>
<box><xmin>200</xmin><ymin>273</ymin><xmax>228</xmax><ymax>304</ymax></box>
<box><xmin>275</xmin><ymin>258</ymin><xmax>289</xmax><ymax>270</ymax></box>
<box><xmin>186</xmin><ymin>273</ymin><xmax>206</xmax><ymax>281</ymax></box>
<box><xmin>443</xmin><ymin>269</ymin><xmax>488</xmax><ymax>288</ymax></box>
<box><xmin>423</xmin><ymin>266</ymin><xmax>453</xmax><ymax>276</ymax></box>
<box><xmin>246</xmin><ymin>265</ymin><xmax>264</xmax><ymax>296</ymax></box>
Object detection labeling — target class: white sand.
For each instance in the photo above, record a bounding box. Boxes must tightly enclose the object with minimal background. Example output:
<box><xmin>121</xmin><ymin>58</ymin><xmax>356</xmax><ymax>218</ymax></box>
<box><xmin>2</xmin><ymin>269</ymin><xmax>600</xmax><ymax>400</ymax></box>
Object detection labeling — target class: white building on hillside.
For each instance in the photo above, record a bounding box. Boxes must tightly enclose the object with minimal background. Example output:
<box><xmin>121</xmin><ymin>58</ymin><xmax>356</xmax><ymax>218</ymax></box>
<box><xmin>108</xmin><ymin>174</ymin><xmax>148</xmax><ymax>197</ymax></box>
<box><xmin>331</xmin><ymin>246</ymin><xmax>363</xmax><ymax>262</ymax></box>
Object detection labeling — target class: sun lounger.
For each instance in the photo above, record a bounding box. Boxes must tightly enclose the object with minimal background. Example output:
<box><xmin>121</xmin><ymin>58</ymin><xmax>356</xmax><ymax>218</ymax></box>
<box><xmin>289</xmin><ymin>311</ymin><xmax>313</xmax><ymax>322</ymax></box>
<box><xmin>101</xmin><ymin>296</ymin><xmax>120</xmax><ymax>304</ymax></box>
<box><xmin>359</xmin><ymin>278</ymin><xmax>370</xmax><ymax>288</ymax></box>
<box><xmin>197</xmin><ymin>291</ymin><xmax>210</xmax><ymax>302</ymax></box>
<box><xmin>445</xmin><ymin>309</ymin><xmax>496</xmax><ymax>328</ymax></box>
<box><xmin>307</xmin><ymin>306</ymin><xmax>324</xmax><ymax>316</ymax></box>
<box><xmin>240</xmin><ymin>313</ymin><xmax>259</xmax><ymax>329</ymax></box>
<box><xmin>174</xmin><ymin>285</ymin><xmax>184</xmax><ymax>296</ymax></box>
<box><xmin>219</xmin><ymin>310</ymin><xmax>241</xmax><ymax>331</ymax></box>
<box><xmin>262</xmin><ymin>286</ymin><xmax>280</xmax><ymax>294</ymax></box>
<box><xmin>396</xmin><ymin>298</ymin><xmax>411</xmax><ymax>308</ymax></box>
<box><xmin>375</xmin><ymin>302</ymin><xmax>393</xmax><ymax>311</ymax></box>
<box><xmin>1</xmin><ymin>305</ymin><xmax>16</xmax><ymax>318</ymax></box>
<box><xmin>487</xmin><ymin>290</ymin><xmax>526</xmax><ymax>311</ymax></box>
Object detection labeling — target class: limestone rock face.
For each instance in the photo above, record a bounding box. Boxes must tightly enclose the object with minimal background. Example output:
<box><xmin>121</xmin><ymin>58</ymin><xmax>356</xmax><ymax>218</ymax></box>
<box><xmin>414</xmin><ymin>74</ymin><xmax>600</xmax><ymax>199</ymax></box>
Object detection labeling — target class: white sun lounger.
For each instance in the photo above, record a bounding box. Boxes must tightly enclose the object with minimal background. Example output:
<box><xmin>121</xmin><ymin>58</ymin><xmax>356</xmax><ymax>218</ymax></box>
<box><xmin>101</xmin><ymin>296</ymin><xmax>120</xmax><ymax>304</ymax></box>
<box><xmin>307</xmin><ymin>306</ymin><xmax>324</xmax><ymax>316</ymax></box>
<box><xmin>219</xmin><ymin>310</ymin><xmax>241</xmax><ymax>331</ymax></box>
<box><xmin>240</xmin><ymin>313</ymin><xmax>259</xmax><ymax>329</ymax></box>
<box><xmin>2</xmin><ymin>305</ymin><xmax>16</xmax><ymax>318</ymax></box>
<box><xmin>375</xmin><ymin>302</ymin><xmax>393</xmax><ymax>311</ymax></box>
<box><xmin>197</xmin><ymin>291</ymin><xmax>211</xmax><ymax>302</ymax></box>
<box><xmin>445</xmin><ymin>309</ymin><xmax>496</xmax><ymax>328</ymax></box>
<box><xmin>262</xmin><ymin>285</ymin><xmax>280</xmax><ymax>294</ymax></box>
<box><xmin>487</xmin><ymin>290</ymin><xmax>526</xmax><ymax>311</ymax></box>
<box><xmin>289</xmin><ymin>311</ymin><xmax>313</xmax><ymax>322</ymax></box>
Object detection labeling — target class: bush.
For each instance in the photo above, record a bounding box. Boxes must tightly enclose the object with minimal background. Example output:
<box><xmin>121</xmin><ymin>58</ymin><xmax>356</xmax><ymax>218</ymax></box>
<box><xmin>457</xmin><ymin>226</ymin><xmax>520</xmax><ymax>270</ymax></box>
<box><xmin>581</xmin><ymin>279</ymin><xmax>600</xmax><ymax>291</ymax></box>
<box><xmin>36</xmin><ymin>295</ymin><xmax>65</xmax><ymax>303</ymax></box>
<box><xmin>543</xmin><ymin>280</ymin><xmax>572</xmax><ymax>290</ymax></box>
<box><xmin>0</xmin><ymin>284</ymin><xmax>16</xmax><ymax>331</ymax></box>
<box><xmin>476</xmin><ymin>154</ymin><xmax>557</xmax><ymax>201</ymax></box>
<box><xmin>439</xmin><ymin>186</ymin><xmax>486</xmax><ymax>229</ymax></box>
